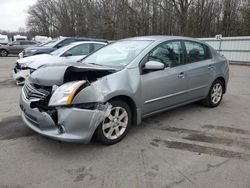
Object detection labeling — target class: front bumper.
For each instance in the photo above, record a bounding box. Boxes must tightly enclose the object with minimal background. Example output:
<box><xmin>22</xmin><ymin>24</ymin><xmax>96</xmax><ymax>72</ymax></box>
<box><xmin>12</xmin><ymin>69</ymin><xmax>30</xmax><ymax>85</ymax></box>
<box><xmin>20</xmin><ymin>89</ymin><xmax>107</xmax><ymax>143</ymax></box>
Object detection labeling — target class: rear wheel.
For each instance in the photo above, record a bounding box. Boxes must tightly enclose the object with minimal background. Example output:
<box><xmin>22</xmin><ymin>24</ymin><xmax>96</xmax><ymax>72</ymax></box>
<box><xmin>95</xmin><ymin>100</ymin><xmax>132</xmax><ymax>145</ymax></box>
<box><xmin>202</xmin><ymin>79</ymin><xmax>224</xmax><ymax>107</ymax></box>
<box><xmin>0</xmin><ymin>49</ymin><xmax>8</xmax><ymax>57</ymax></box>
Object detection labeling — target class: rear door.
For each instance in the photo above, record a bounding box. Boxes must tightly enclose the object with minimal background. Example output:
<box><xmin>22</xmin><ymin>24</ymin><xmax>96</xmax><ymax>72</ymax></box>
<box><xmin>141</xmin><ymin>40</ymin><xmax>189</xmax><ymax>115</ymax></box>
<box><xmin>183</xmin><ymin>41</ymin><xmax>215</xmax><ymax>100</ymax></box>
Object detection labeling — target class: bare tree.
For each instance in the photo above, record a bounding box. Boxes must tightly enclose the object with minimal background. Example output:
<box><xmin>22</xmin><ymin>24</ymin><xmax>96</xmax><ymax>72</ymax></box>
<box><xmin>26</xmin><ymin>0</ymin><xmax>250</xmax><ymax>39</ymax></box>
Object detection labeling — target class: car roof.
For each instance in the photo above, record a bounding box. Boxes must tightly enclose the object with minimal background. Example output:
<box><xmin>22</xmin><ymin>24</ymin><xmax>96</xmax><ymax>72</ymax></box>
<box><xmin>122</xmin><ymin>35</ymin><xmax>205</xmax><ymax>43</ymax></box>
<box><xmin>67</xmin><ymin>37</ymin><xmax>108</xmax><ymax>43</ymax></box>
<box><xmin>70</xmin><ymin>41</ymin><xmax>107</xmax><ymax>45</ymax></box>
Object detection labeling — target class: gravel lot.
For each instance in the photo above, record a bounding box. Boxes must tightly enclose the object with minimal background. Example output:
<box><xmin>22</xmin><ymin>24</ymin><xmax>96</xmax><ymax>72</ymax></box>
<box><xmin>0</xmin><ymin>57</ymin><xmax>250</xmax><ymax>188</ymax></box>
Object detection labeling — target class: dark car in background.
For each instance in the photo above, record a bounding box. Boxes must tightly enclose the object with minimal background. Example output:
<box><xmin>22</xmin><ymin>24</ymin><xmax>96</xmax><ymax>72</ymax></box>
<box><xmin>19</xmin><ymin>37</ymin><xmax>108</xmax><ymax>58</ymax></box>
<box><xmin>0</xmin><ymin>40</ymin><xmax>38</xmax><ymax>57</ymax></box>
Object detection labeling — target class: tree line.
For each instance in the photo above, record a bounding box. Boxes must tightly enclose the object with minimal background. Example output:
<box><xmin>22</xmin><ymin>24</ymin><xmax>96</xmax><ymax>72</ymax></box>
<box><xmin>26</xmin><ymin>0</ymin><xmax>250</xmax><ymax>39</ymax></box>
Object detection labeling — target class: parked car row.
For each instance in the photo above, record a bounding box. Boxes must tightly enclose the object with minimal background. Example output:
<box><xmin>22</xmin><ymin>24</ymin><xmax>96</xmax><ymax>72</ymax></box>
<box><xmin>0</xmin><ymin>37</ymin><xmax>108</xmax><ymax>57</ymax></box>
<box><xmin>14</xmin><ymin>36</ymin><xmax>229</xmax><ymax>145</ymax></box>
<box><xmin>13</xmin><ymin>41</ymin><xmax>107</xmax><ymax>84</ymax></box>
<box><xmin>0</xmin><ymin>40</ymin><xmax>38</xmax><ymax>57</ymax></box>
<box><xmin>19</xmin><ymin>37</ymin><xmax>107</xmax><ymax>58</ymax></box>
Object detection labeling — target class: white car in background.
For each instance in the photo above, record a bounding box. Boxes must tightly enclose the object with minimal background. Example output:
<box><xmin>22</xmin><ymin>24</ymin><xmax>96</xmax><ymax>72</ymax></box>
<box><xmin>12</xmin><ymin>41</ymin><xmax>106</xmax><ymax>85</ymax></box>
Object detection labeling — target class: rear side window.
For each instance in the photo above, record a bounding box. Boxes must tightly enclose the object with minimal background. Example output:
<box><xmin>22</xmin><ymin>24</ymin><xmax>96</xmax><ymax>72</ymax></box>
<box><xmin>21</xmin><ymin>41</ymin><xmax>35</xmax><ymax>45</ymax></box>
<box><xmin>149</xmin><ymin>41</ymin><xmax>184</xmax><ymax>67</ymax></box>
<box><xmin>184</xmin><ymin>41</ymin><xmax>210</xmax><ymax>63</ymax></box>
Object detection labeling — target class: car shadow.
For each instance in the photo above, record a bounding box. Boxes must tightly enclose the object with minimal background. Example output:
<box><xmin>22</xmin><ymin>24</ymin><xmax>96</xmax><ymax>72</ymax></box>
<box><xmin>0</xmin><ymin>101</ymin><xmax>227</xmax><ymax>155</ymax></box>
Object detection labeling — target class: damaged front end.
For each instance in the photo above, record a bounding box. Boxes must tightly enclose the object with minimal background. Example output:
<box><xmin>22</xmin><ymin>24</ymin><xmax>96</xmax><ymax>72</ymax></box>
<box><xmin>20</xmin><ymin>64</ymin><xmax>115</xmax><ymax>143</ymax></box>
<box><xmin>12</xmin><ymin>62</ymin><xmax>32</xmax><ymax>85</ymax></box>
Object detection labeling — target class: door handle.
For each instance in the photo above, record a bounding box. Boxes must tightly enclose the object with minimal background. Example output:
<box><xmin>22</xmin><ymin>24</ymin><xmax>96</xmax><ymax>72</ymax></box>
<box><xmin>208</xmin><ymin>65</ymin><xmax>214</xmax><ymax>70</ymax></box>
<box><xmin>178</xmin><ymin>72</ymin><xmax>185</xmax><ymax>79</ymax></box>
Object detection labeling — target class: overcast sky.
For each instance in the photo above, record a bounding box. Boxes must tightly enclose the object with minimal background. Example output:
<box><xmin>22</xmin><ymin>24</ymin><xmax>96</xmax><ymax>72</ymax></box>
<box><xmin>0</xmin><ymin>0</ymin><xmax>37</xmax><ymax>31</ymax></box>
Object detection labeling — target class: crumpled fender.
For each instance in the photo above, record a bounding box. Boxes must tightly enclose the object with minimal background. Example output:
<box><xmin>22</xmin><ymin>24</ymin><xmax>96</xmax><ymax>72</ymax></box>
<box><xmin>72</xmin><ymin>68</ymin><xmax>141</xmax><ymax>106</ymax></box>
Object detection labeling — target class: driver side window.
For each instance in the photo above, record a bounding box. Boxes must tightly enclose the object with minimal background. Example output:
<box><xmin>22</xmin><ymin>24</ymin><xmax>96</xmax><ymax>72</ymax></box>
<box><xmin>149</xmin><ymin>41</ymin><xmax>184</xmax><ymax>67</ymax></box>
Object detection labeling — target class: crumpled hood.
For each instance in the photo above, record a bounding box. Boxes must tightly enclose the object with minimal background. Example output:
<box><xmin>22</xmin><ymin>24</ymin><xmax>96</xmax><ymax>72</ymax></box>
<box><xmin>26</xmin><ymin>55</ymin><xmax>67</xmax><ymax>69</ymax></box>
<box><xmin>17</xmin><ymin>54</ymin><xmax>65</xmax><ymax>70</ymax></box>
<box><xmin>29</xmin><ymin>63</ymin><xmax>117</xmax><ymax>86</ymax></box>
<box><xmin>18</xmin><ymin>54</ymin><xmax>86</xmax><ymax>69</ymax></box>
<box><xmin>17</xmin><ymin>54</ymin><xmax>51</xmax><ymax>65</ymax></box>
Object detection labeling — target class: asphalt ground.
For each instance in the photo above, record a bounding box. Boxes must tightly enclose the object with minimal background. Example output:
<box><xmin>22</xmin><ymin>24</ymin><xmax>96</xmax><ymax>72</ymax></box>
<box><xmin>0</xmin><ymin>56</ymin><xmax>250</xmax><ymax>188</ymax></box>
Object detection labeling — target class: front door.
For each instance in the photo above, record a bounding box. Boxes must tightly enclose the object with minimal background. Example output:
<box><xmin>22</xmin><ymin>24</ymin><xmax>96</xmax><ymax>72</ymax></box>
<box><xmin>140</xmin><ymin>40</ymin><xmax>189</xmax><ymax>115</ymax></box>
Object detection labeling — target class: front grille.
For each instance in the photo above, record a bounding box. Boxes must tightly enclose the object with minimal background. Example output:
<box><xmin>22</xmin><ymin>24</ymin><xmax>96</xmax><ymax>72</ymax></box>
<box><xmin>23</xmin><ymin>82</ymin><xmax>50</xmax><ymax>101</ymax></box>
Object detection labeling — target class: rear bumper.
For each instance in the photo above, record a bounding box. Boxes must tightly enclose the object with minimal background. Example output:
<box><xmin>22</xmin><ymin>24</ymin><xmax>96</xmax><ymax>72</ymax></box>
<box><xmin>20</xmin><ymin>89</ymin><xmax>107</xmax><ymax>143</ymax></box>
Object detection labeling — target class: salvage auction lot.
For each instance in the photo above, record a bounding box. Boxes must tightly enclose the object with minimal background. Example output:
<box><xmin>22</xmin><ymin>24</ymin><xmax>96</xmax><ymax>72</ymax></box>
<box><xmin>0</xmin><ymin>57</ymin><xmax>250</xmax><ymax>188</ymax></box>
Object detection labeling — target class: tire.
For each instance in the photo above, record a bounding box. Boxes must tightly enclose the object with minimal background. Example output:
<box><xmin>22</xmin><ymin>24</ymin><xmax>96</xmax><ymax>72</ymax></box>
<box><xmin>95</xmin><ymin>99</ymin><xmax>132</xmax><ymax>145</ymax></box>
<box><xmin>0</xmin><ymin>49</ymin><xmax>8</xmax><ymax>57</ymax></box>
<box><xmin>202</xmin><ymin>79</ymin><xmax>224</xmax><ymax>107</ymax></box>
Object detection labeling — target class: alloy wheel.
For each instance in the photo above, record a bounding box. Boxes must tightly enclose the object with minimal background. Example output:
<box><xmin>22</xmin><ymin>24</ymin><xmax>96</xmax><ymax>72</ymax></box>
<box><xmin>102</xmin><ymin>107</ymin><xmax>128</xmax><ymax>140</ymax></box>
<box><xmin>211</xmin><ymin>83</ymin><xmax>223</xmax><ymax>104</ymax></box>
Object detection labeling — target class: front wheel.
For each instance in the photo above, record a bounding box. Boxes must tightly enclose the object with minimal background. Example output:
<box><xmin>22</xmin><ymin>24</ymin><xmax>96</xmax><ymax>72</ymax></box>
<box><xmin>95</xmin><ymin>100</ymin><xmax>132</xmax><ymax>145</ymax></box>
<box><xmin>202</xmin><ymin>79</ymin><xmax>224</xmax><ymax>107</ymax></box>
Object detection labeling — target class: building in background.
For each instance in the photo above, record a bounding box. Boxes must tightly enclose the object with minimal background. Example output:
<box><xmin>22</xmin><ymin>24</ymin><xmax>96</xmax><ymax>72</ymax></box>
<box><xmin>200</xmin><ymin>36</ymin><xmax>250</xmax><ymax>63</ymax></box>
<box><xmin>0</xmin><ymin>34</ymin><xmax>9</xmax><ymax>44</ymax></box>
<box><xmin>33</xmin><ymin>36</ymin><xmax>52</xmax><ymax>44</ymax></box>
<box><xmin>13</xmin><ymin>35</ymin><xmax>27</xmax><ymax>41</ymax></box>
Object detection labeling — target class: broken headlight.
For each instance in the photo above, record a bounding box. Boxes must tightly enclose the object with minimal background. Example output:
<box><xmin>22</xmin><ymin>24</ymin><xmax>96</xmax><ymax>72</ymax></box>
<box><xmin>48</xmin><ymin>80</ymin><xmax>86</xmax><ymax>106</ymax></box>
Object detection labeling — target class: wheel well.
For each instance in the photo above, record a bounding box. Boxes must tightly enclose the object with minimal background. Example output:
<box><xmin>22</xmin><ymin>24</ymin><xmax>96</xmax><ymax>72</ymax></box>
<box><xmin>0</xmin><ymin>49</ymin><xmax>8</xmax><ymax>53</ymax></box>
<box><xmin>108</xmin><ymin>95</ymin><xmax>137</xmax><ymax>125</ymax></box>
<box><xmin>216</xmin><ymin>77</ymin><xmax>226</xmax><ymax>93</ymax></box>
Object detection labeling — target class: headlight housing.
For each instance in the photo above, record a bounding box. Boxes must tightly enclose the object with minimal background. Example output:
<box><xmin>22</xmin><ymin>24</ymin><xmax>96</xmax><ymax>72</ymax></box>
<box><xmin>20</xmin><ymin>62</ymin><xmax>31</xmax><ymax>69</ymax></box>
<box><xmin>17</xmin><ymin>60</ymin><xmax>33</xmax><ymax>69</ymax></box>
<box><xmin>48</xmin><ymin>81</ymin><xmax>87</xmax><ymax>106</ymax></box>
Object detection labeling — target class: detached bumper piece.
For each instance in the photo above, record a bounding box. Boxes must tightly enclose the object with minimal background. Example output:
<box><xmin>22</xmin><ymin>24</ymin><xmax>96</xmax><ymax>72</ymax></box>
<box><xmin>12</xmin><ymin>63</ymin><xmax>30</xmax><ymax>85</ymax></box>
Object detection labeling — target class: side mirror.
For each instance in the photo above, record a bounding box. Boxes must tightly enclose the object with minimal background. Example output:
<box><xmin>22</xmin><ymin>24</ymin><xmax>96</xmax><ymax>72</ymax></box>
<box><xmin>9</xmin><ymin>43</ymin><xmax>13</xmax><ymax>46</ymax></box>
<box><xmin>144</xmin><ymin>60</ymin><xmax>165</xmax><ymax>71</ymax></box>
<box><xmin>63</xmin><ymin>51</ymin><xmax>73</xmax><ymax>57</ymax></box>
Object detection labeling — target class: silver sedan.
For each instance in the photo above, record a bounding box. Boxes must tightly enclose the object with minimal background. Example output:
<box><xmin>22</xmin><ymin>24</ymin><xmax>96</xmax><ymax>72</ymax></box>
<box><xmin>20</xmin><ymin>36</ymin><xmax>229</xmax><ymax>145</ymax></box>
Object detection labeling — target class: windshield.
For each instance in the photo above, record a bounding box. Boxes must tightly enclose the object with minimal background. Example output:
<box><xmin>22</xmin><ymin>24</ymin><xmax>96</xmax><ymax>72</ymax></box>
<box><xmin>50</xmin><ymin>44</ymin><xmax>73</xmax><ymax>56</ymax></box>
<box><xmin>41</xmin><ymin>40</ymin><xmax>61</xmax><ymax>47</ymax></box>
<box><xmin>82</xmin><ymin>40</ymin><xmax>153</xmax><ymax>68</ymax></box>
<box><xmin>39</xmin><ymin>40</ymin><xmax>56</xmax><ymax>47</ymax></box>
